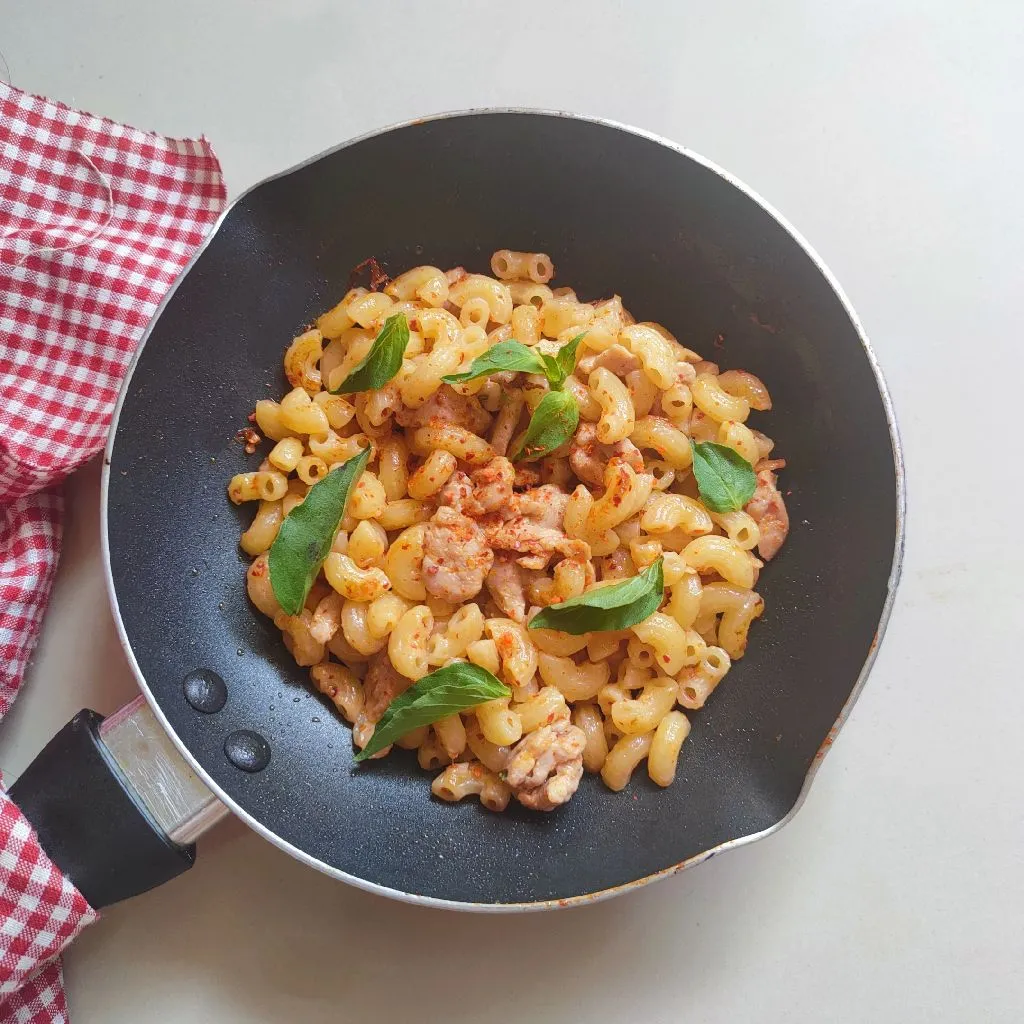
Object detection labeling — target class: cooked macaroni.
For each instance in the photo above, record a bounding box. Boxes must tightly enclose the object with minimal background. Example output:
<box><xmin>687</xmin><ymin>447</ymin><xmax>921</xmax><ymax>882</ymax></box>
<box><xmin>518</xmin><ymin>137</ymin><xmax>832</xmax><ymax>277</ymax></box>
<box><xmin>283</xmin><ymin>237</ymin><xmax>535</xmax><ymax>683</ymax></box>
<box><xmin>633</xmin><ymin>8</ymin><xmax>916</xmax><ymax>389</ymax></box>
<box><xmin>231</xmin><ymin>251</ymin><xmax>790</xmax><ymax>812</ymax></box>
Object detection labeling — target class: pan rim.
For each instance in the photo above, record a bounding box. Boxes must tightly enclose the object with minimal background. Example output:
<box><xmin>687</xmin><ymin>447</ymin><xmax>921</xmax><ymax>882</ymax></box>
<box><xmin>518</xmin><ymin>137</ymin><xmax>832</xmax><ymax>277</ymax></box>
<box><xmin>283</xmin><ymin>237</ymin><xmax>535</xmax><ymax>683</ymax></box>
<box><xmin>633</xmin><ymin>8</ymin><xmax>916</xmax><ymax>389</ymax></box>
<box><xmin>100</xmin><ymin>106</ymin><xmax>906</xmax><ymax>912</ymax></box>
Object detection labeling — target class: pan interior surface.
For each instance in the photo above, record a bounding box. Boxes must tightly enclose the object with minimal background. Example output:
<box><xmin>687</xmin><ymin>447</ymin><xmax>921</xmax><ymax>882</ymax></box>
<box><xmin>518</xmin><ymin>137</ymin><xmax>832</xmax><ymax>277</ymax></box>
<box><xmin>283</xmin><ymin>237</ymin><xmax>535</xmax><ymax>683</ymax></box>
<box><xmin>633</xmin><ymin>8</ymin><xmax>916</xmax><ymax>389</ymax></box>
<box><xmin>106</xmin><ymin>112</ymin><xmax>899</xmax><ymax>905</ymax></box>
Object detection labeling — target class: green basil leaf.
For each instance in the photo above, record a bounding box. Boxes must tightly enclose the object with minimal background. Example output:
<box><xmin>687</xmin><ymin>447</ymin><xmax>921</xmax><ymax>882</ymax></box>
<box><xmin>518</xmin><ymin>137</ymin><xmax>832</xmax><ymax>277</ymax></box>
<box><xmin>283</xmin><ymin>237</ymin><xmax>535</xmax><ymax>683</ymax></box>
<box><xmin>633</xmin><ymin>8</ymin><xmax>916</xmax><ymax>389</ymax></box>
<box><xmin>268</xmin><ymin>446</ymin><xmax>370</xmax><ymax>614</ymax></box>
<box><xmin>355</xmin><ymin>663</ymin><xmax>511</xmax><ymax>761</ymax></box>
<box><xmin>540</xmin><ymin>353</ymin><xmax>562</xmax><ymax>381</ymax></box>
<box><xmin>511</xmin><ymin>389</ymin><xmax>579</xmax><ymax>462</ymax></box>
<box><xmin>549</xmin><ymin>332</ymin><xmax>587</xmax><ymax>389</ymax></box>
<box><xmin>331</xmin><ymin>313</ymin><xmax>410</xmax><ymax>394</ymax></box>
<box><xmin>690</xmin><ymin>441</ymin><xmax>757</xmax><ymax>513</ymax></box>
<box><xmin>440</xmin><ymin>340</ymin><xmax>548</xmax><ymax>384</ymax></box>
<box><xmin>527</xmin><ymin>557</ymin><xmax>664</xmax><ymax>635</ymax></box>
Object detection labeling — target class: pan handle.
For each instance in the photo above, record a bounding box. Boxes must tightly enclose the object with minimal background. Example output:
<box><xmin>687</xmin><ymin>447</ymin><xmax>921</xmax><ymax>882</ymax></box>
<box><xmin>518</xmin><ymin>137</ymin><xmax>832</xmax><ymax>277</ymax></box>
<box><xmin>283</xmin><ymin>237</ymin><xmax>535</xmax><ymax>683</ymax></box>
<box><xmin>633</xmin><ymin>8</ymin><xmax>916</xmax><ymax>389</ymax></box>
<box><xmin>9</xmin><ymin>696</ymin><xmax>229</xmax><ymax>908</ymax></box>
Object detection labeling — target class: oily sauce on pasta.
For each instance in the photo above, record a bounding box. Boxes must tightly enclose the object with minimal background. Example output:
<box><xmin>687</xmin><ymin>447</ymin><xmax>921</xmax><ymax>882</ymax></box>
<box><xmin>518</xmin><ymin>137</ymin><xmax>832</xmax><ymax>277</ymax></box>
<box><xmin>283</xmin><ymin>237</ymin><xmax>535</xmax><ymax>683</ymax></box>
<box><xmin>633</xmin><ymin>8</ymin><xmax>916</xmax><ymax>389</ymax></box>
<box><xmin>228</xmin><ymin>251</ymin><xmax>790</xmax><ymax>812</ymax></box>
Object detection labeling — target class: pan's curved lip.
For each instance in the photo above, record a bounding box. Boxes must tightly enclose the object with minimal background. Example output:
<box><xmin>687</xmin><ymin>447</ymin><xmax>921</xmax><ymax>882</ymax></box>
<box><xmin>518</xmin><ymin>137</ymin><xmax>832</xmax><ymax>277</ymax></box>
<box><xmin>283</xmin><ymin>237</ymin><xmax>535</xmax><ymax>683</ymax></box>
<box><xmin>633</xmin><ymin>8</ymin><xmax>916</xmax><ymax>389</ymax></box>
<box><xmin>100</xmin><ymin>106</ymin><xmax>906</xmax><ymax>913</ymax></box>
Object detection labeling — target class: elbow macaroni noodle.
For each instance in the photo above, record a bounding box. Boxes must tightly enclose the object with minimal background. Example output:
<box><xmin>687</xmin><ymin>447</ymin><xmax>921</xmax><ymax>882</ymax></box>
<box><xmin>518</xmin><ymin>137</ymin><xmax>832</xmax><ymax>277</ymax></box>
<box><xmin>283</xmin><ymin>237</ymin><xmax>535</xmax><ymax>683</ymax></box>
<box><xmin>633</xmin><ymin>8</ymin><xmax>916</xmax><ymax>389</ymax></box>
<box><xmin>230</xmin><ymin>251</ymin><xmax>789</xmax><ymax>811</ymax></box>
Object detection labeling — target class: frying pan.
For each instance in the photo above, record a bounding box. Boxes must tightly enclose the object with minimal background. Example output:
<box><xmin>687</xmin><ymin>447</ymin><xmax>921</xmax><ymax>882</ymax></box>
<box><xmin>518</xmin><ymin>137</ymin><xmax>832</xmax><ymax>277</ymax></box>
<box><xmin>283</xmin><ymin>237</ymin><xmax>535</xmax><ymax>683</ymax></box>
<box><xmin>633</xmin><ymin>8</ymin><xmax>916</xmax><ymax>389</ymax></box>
<box><xmin>10</xmin><ymin>110</ymin><xmax>905</xmax><ymax>911</ymax></box>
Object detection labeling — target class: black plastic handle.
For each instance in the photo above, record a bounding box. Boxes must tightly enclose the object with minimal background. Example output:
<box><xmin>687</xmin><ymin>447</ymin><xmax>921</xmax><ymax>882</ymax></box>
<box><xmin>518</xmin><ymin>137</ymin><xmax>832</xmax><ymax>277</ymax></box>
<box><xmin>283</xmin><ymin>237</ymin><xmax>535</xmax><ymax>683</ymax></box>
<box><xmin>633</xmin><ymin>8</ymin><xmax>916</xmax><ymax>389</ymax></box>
<box><xmin>9</xmin><ymin>710</ymin><xmax>195</xmax><ymax>908</ymax></box>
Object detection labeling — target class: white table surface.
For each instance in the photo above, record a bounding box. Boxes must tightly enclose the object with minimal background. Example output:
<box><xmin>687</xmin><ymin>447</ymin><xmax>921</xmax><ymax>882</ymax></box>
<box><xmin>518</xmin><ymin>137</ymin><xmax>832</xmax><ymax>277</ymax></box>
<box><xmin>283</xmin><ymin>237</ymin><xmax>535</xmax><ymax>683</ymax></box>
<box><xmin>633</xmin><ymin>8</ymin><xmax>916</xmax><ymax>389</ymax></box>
<box><xmin>1</xmin><ymin>2</ymin><xmax>1022</xmax><ymax>1021</ymax></box>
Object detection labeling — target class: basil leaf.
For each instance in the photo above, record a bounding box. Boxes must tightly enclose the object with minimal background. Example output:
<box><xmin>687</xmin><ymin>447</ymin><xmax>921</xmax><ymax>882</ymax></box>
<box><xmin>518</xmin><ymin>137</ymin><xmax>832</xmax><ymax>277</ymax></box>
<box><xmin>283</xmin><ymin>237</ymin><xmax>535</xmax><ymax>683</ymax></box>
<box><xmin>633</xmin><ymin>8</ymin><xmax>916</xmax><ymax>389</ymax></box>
<box><xmin>549</xmin><ymin>332</ymin><xmax>586</xmax><ymax>389</ymax></box>
<box><xmin>268</xmin><ymin>446</ymin><xmax>370</xmax><ymax>614</ymax></box>
<box><xmin>354</xmin><ymin>663</ymin><xmax>511</xmax><ymax>761</ymax></box>
<box><xmin>331</xmin><ymin>313</ymin><xmax>409</xmax><ymax>394</ymax></box>
<box><xmin>540</xmin><ymin>353</ymin><xmax>562</xmax><ymax>382</ymax></box>
<box><xmin>528</xmin><ymin>557</ymin><xmax>664</xmax><ymax>635</ymax></box>
<box><xmin>441</xmin><ymin>340</ymin><xmax>548</xmax><ymax>384</ymax></box>
<box><xmin>511</xmin><ymin>389</ymin><xmax>579</xmax><ymax>462</ymax></box>
<box><xmin>690</xmin><ymin>441</ymin><xmax>757</xmax><ymax>513</ymax></box>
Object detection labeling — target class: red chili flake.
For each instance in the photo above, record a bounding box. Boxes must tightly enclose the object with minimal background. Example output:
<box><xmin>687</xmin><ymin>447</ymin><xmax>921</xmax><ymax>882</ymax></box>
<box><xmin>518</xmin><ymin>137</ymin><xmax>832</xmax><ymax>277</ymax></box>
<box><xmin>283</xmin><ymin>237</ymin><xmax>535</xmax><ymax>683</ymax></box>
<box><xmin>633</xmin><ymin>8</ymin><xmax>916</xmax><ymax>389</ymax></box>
<box><xmin>234</xmin><ymin>426</ymin><xmax>262</xmax><ymax>455</ymax></box>
<box><xmin>662</xmin><ymin>655</ymin><xmax>671</xmax><ymax>664</ymax></box>
<box><xmin>349</xmin><ymin>256</ymin><xmax>391</xmax><ymax>292</ymax></box>
<box><xmin>247</xmin><ymin>412</ymin><xmax>257</xmax><ymax>423</ymax></box>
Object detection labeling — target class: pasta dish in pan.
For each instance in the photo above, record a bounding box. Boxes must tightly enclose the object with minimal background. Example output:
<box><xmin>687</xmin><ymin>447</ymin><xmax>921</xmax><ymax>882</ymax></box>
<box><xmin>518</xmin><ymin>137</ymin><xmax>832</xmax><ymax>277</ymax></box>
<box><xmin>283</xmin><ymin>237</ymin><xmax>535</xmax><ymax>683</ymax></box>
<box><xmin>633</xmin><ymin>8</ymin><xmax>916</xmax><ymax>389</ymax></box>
<box><xmin>228</xmin><ymin>251</ymin><xmax>790</xmax><ymax>812</ymax></box>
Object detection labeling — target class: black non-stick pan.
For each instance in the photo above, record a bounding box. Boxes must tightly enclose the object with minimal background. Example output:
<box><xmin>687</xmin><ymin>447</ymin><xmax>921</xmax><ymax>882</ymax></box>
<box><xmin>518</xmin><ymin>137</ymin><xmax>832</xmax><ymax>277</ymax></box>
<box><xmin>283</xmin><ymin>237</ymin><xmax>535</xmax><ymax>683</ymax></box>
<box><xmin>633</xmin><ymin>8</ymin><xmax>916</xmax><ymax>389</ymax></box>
<box><xmin>10</xmin><ymin>111</ymin><xmax>904</xmax><ymax>911</ymax></box>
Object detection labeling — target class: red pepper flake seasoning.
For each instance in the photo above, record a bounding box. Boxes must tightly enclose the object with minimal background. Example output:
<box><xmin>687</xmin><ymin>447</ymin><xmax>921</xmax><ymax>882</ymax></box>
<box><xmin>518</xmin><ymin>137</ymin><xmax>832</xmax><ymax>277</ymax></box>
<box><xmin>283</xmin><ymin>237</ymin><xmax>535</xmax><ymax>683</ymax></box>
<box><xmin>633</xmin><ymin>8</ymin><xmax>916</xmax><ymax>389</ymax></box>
<box><xmin>349</xmin><ymin>256</ymin><xmax>391</xmax><ymax>292</ymax></box>
<box><xmin>234</xmin><ymin>426</ymin><xmax>261</xmax><ymax>455</ymax></box>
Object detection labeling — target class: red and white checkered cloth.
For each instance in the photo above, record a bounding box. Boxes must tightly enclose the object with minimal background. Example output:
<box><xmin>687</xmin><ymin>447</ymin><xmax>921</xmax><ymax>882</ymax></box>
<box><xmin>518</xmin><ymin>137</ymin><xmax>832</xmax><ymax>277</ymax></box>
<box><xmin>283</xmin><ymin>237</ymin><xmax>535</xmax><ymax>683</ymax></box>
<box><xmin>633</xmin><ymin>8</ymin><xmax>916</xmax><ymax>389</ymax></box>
<box><xmin>0</xmin><ymin>81</ymin><xmax>226</xmax><ymax>1022</ymax></box>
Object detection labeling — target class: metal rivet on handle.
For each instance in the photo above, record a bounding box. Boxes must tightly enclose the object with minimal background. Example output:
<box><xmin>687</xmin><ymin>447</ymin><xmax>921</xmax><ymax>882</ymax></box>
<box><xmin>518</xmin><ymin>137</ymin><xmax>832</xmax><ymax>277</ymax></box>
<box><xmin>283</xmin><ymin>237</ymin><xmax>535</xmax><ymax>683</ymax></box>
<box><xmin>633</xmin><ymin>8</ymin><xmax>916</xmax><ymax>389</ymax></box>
<box><xmin>224</xmin><ymin>730</ymin><xmax>271</xmax><ymax>773</ymax></box>
<box><xmin>182</xmin><ymin>669</ymin><xmax>227</xmax><ymax>714</ymax></box>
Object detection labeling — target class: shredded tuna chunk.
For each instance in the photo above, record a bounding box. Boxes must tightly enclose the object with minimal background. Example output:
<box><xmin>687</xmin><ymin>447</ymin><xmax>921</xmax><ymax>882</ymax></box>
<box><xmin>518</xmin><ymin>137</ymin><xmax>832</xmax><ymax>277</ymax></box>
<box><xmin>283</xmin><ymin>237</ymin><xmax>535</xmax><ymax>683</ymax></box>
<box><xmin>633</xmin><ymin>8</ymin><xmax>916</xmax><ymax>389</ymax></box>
<box><xmin>576</xmin><ymin>344</ymin><xmax>642</xmax><ymax>377</ymax></box>
<box><xmin>395</xmin><ymin>385</ymin><xmax>491</xmax><ymax>434</ymax></box>
<box><xmin>506</xmin><ymin>719</ymin><xmax>586</xmax><ymax>811</ymax></box>
<box><xmin>482</xmin><ymin>485</ymin><xmax>585</xmax><ymax>568</ymax></box>
<box><xmin>436</xmin><ymin>469</ymin><xmax>473</xmax><ymax>511</ymax></box>
<box><xmin>353</xmin><ymin>648</ymin><xmax>416</xmax><ymax>758</ymax></box>
<box><xmin>516</xmin><ymin>484</ymin><xmax>569</xmax><ymax>529</ymax></box>
<box><xmin>601</xmin><ymin>549</ymin><xmax>634</xmax><ymax>579</ymax></box>
<box><xmin>467</xmin><ymin>457</ymin><xmax>515</xmax><ymax>515</ymax></box>
<box><xmin>422</xmin><ymin>506</ymin><xmax>494</xmax><ymax>602</ymax></box>
<box><xmin>362</xmin><ymin>650</ymin><xmax>410</xmax><ymax>723</ymax></box>
<box><xmin>513</xmin><ymin>466</ymin><xmax>541</xmax><ymax>489</ymax></box>
<box><xmin>745</xmin><ymin>468</ymin><xmax>789</xmax><ymax>561</ymax></box>
<box><xmin>485</xmin><ymin>556</ymin><xmax>527</xmax><ymax>622</ymax></box>
<box><xmin>489</xmin><ymin>395</ymin><xmax>525</xmax><ymax>457</ymax></box>
<box><xmin>435</xmin><ymin>456</ymin><xmax>516</xmax><ymax>518</ymax></box>
<box><xmin>569</xmin><ymin>421</ymin><xmax>645</xmax><ymax>486</ymax></box>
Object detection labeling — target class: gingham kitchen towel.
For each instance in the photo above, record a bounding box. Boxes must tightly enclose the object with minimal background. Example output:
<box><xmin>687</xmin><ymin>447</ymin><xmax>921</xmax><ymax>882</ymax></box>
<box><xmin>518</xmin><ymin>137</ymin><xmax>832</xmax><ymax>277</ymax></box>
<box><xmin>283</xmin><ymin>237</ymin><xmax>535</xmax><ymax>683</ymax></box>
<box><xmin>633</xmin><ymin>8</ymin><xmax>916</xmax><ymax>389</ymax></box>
<box><xmin>0</xmin><ymin>80</ymin><xmax>226</xmax><ymax>1022</ymax></box>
